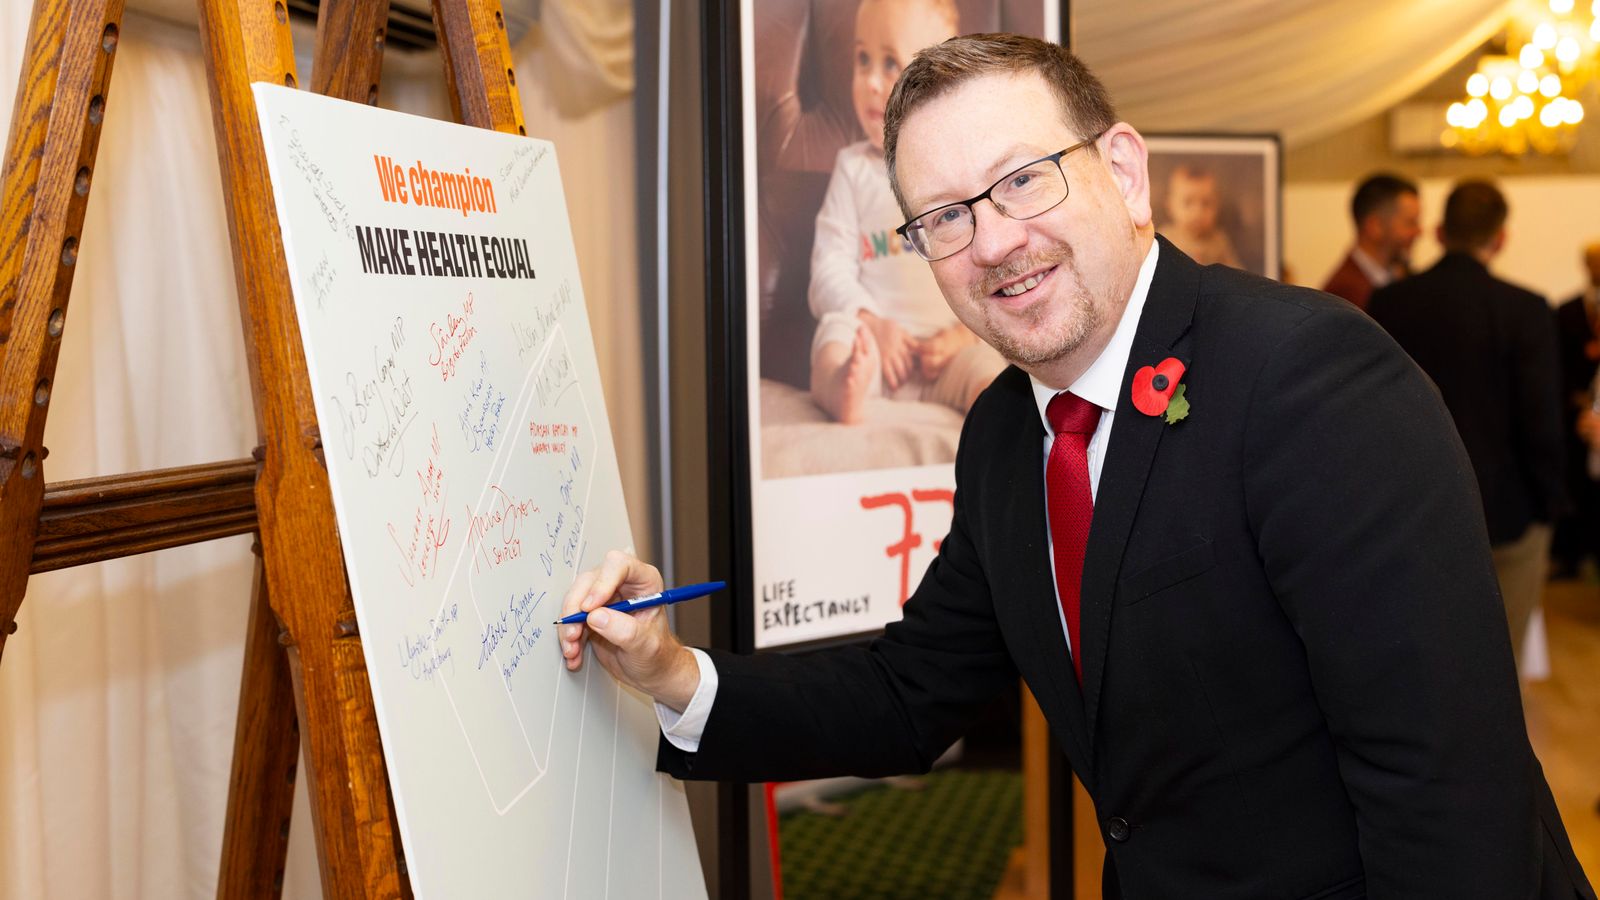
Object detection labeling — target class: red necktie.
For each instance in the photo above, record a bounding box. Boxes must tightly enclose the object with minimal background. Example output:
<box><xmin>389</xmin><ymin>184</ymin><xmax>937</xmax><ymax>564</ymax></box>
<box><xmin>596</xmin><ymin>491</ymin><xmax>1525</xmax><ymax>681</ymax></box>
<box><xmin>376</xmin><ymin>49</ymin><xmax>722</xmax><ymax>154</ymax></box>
<box><xmin>1046</xmin><ymin>391</ymin><xmax>1100</xmax><ymax>683</ymax></box>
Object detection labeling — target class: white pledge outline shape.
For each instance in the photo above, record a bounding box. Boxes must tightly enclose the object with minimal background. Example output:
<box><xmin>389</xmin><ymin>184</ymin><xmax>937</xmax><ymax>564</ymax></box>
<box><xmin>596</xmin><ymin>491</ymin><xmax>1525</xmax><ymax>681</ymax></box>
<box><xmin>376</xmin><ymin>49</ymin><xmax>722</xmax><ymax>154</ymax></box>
<box><xmin>427</xmin><ymin>322</ymin><xmax>603</xmax><ymax>817</ymax></box>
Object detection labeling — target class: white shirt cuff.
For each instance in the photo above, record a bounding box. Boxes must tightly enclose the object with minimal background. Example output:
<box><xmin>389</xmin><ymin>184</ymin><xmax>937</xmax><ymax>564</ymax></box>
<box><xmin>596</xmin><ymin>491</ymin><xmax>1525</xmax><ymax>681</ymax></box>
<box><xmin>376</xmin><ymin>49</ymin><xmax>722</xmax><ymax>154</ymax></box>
<box><xmin>655</xmin><ymin>647</ymin><xmax>718</xmax><ymax>753</ymax></box>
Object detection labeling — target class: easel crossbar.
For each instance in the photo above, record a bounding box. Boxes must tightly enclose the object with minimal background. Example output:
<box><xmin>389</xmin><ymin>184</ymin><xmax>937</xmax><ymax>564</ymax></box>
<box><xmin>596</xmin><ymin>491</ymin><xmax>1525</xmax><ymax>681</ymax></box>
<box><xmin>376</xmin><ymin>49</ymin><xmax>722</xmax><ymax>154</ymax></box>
<box><xmin>32</xmin><ymin>457</ymin><xmax>258</xmax><ymax>572</ymax></box>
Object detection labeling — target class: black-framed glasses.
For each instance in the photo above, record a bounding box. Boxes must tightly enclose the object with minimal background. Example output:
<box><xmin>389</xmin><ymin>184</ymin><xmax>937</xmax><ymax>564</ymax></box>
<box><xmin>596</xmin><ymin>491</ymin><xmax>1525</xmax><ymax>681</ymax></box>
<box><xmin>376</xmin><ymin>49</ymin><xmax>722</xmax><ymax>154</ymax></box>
<box><xmin>895</xmin><ymin>135</ymin><xmax>1101</xmax><ymax>262</ymax></box>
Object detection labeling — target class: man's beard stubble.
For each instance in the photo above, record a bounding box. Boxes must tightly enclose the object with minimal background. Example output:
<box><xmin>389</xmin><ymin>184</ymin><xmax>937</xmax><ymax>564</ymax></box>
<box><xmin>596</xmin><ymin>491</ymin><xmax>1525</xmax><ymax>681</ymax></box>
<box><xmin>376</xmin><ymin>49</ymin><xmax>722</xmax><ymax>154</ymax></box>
<box><xmin>970</xmin><ymin>244</ymin><xmax>1102</xmax><ymax>367</ymax></box>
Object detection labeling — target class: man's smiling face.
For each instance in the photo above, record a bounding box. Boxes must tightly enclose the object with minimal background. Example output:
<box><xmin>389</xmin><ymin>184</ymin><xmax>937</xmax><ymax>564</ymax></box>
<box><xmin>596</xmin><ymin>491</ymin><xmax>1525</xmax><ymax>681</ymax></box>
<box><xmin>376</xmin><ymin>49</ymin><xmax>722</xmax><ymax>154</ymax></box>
<box><xmin>893</xmin><ymin>70</ymin><xmax>1152</xmax><ymax>386</ymax></box>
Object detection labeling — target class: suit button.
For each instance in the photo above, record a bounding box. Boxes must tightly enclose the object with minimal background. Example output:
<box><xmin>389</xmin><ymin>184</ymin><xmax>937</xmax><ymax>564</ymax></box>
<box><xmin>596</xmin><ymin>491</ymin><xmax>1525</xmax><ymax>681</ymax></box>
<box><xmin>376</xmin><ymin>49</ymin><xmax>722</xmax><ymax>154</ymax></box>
<box><xmin>1106</xmin><ymin>817</ymin><xmax>1131</xmax><ymax>842</ymax></box>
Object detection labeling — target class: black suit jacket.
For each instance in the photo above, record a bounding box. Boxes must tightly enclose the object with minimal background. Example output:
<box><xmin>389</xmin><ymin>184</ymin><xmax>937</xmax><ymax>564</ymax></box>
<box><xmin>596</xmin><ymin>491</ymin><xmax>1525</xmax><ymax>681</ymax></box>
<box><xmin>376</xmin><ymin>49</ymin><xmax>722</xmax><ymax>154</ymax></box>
<box><xmin>661</xmin><ymin>240</ymin><xmax>1593</xmax><ymax>899</ymax></box>
<box><xmin>1368</xmin><ymin>254</ymin><xmax>1566</xmax><ymax>543</ymax></box>
<box><xmin>1554</xmin><ymin>293</ymin><xmax>1595</xmax><ymax>406</ymax></box>
<box><xmin>1553</xmin><ymin>294</ymin><xmax>1595</xmax><ymax>505</ymax></box>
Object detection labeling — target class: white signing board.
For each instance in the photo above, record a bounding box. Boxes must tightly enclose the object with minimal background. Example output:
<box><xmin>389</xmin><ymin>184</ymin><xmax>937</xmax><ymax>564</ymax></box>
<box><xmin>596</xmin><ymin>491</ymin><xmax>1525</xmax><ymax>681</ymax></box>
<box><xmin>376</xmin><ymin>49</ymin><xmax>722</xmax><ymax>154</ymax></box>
<box><xmin>252</xmin><ymin>84</ymin><xmax>706</xmax><ymax>899</ymax></box>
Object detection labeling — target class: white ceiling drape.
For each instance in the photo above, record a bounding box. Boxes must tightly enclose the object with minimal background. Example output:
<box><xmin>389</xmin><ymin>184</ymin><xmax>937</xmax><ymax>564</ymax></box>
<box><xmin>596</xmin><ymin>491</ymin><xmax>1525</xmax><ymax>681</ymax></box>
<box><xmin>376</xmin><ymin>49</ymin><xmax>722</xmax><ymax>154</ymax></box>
<box><xmin>1076</xmin><ymin>0</ymin><xmax>1511</xmax><ymax>145</ymax></box>
<box><xmin>538</xmin><ymin>0</ymin><xmax>635</xmax><ymax>111</ymax></box>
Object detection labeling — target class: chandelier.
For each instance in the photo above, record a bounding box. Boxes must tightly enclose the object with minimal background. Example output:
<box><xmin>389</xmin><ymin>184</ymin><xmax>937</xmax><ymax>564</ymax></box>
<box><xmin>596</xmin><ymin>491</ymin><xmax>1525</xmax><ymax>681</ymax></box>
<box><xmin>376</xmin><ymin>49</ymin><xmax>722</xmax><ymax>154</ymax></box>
<box><xmin>1445</xmin><ymin>0</ymin><xmax>1597</xmax><ymax>155</ymax></box>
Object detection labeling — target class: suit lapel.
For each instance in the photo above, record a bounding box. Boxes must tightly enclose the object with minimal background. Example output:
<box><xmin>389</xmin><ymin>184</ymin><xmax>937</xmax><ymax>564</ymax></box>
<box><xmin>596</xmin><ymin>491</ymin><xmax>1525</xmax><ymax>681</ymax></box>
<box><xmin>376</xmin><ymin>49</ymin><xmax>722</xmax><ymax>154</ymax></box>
<box><xmin>1080</xmin><ymin>237</ymin><xmax>1201</xmax><ymax>745</ymax></box>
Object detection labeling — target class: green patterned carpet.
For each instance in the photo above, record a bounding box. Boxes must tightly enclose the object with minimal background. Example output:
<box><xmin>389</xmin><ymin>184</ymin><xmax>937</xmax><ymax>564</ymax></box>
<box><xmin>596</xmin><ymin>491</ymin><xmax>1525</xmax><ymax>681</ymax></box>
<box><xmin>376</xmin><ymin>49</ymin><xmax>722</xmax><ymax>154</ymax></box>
<box><xmin>777</xmin><ymin>769</ymin><xmax>1023</xmax><ymax>900</ymax></box>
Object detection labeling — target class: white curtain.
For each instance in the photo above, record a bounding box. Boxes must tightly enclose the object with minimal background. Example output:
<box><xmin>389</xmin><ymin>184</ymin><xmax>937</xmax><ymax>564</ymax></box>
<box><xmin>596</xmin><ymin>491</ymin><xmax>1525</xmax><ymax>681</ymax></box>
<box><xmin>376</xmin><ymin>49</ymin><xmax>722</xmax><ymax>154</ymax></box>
<box><xmin>1076</xmin><ymin>0</ymin><xmax>1511</xmax><ymax>146</ymax></box>
<box><xmin>0</xmin><ymin>3</ymin><xmax>640</xmax><ymax>897</ymax></box>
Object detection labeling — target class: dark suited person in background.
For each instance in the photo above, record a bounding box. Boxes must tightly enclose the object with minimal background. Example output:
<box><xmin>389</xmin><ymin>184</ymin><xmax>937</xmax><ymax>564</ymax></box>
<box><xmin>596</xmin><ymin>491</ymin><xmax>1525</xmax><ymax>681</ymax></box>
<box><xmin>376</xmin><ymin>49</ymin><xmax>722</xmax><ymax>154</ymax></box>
<box><xmin>1322</xmin><ymin>172</ymin><xmax>1421</xmax><ymax>311</ymax></box>
<box><xmin>565</xmin><ymin>38</ymin><xmax>1592</xmax><ymax>899</ymax></box>
<box><xmin>1552</xmin><ymin>241</ymin><xmax>1600</xmax><ymax>577</ymax></box>
<box><xmin>1369</xmin><ymin>180</ymin><xmax>1566</xmax><ymax>673</ymax></box>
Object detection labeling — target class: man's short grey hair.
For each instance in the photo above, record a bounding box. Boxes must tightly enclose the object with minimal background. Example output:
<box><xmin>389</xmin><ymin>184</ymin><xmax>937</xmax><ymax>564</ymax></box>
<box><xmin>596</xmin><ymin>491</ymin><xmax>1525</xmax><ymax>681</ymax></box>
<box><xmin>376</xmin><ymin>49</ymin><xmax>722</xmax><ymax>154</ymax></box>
<box><xmin>882</xmin><ymin>33</ymin><xmax>1118</xmax><ymax>217</ymax></box>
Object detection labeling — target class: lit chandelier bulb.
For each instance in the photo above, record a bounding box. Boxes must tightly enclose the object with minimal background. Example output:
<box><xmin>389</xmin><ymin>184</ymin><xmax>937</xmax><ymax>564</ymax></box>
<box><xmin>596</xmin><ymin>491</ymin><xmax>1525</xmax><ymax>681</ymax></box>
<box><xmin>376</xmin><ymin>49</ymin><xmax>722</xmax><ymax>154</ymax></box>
<box><xmin>1491</xmin><ymin>75</ymin><xmax>1514</xmax><ymax>99</ymax></box>
<box><xmin>1518</xmin><ymin>69</ymin><xmax>1540</xmax><ymax>93</ymax></box>
<box><xmin>1520</xmin><ymin>45</ymin><xmax>1545</xmax><ymax>69</ymax></box>
<box><xmin>1550</xmin><ymin>0</ymin><xmax>1573</xmax><ymax>13</ymax></box>
<box><xmin>1541</xmin><ymin>102</ymin><xmax>1563</xmax><ymax>128</ymax></box>
<box><xmin>1467</xmin><ymin>73</ymin><xmax>1489</xmax><ymax>96</ymax></box>
<box><xmin>1556</xmin><ymin>36</ymin><xmax>1581</xmax><ymax>64</ymax></box>
<box><xmin>1534</xmin><ymin>23</ymin><xmax>1559</xmax><ymax>49</ymax></box>
<box><xmin>1541</xmin><ymin>74</ymin><xmax>1563</xmax><ymax>97</ymax></box>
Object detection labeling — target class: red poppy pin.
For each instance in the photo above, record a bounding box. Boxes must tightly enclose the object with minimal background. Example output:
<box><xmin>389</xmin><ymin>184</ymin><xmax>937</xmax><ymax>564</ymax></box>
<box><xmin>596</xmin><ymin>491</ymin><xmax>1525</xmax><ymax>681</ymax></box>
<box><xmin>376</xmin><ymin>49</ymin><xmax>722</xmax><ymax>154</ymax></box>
<box><xmin>1131</xmin><ymin>357</ymin><xmax>1189</xmax><ymax>424</ymax></box>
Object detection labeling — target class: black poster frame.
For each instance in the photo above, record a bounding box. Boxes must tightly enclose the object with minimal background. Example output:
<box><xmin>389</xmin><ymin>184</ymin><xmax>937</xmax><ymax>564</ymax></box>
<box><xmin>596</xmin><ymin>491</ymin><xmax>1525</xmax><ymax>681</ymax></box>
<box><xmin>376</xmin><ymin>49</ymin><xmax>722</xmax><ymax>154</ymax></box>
<box><xmin>701</xmin><ymin>0</ymin><xmax>758</xmax><ymax>895</ymax></box>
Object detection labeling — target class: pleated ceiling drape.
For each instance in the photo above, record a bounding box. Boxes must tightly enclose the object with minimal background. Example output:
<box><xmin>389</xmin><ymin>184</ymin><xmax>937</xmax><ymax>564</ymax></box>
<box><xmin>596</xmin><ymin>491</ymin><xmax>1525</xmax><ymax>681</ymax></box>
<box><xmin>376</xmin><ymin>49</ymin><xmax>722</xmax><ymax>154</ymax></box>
<box><xmin>1077</xmin><ymin>0</ymin><xmax>1509</xmax><ymax>145</ymax></box>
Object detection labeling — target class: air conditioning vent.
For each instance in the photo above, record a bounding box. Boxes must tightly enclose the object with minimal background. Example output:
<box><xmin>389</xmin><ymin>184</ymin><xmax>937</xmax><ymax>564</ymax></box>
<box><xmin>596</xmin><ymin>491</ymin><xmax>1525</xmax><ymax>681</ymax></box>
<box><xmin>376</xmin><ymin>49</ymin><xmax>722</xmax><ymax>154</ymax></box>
<box><xmin>1389</xmin><ymin>101</ymin><xmax>1454</xmax><ymax>155</ymax></box>
<box><xmin>125</xmin><ymin>0</ymin><xmax>541</xmax><ymax>53</ymax></box>
<box><xmin>283</xmin><ymin>0</ymin><xmax>436</xmax><ymax>51</ymax></box>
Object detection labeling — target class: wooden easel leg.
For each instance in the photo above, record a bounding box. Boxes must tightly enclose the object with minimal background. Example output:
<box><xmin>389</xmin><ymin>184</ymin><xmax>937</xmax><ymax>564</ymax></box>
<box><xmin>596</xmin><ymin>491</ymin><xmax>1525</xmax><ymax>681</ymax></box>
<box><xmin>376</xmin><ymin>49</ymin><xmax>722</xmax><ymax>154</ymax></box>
<box><xmin>0</xmin><ymin>0</ymin><xmax>127</xmax><ymax>666</ymax></box>
<box><xmin>431</xmin><ymin>0</ymin><xmax>526</xmax><ymax>134</ymax></box>
<box><xmin>197</xmin><ymin>2</ymin><xmax>521</xmax><ymax>896</ymax></box>
<box><xmin>0</xmin><ymin>465</ymin><xmax>38</xmax><ymax>664</ymax></box>
<box><xmin>196</xmin><ymin>1</ymin><xmax>404</xmax><ymax>895</ymax></box>
<box><xmin>280</xmin><ymin>616</ymin><xmax>408</xmax><ymax>900</ymax></box>
<box><xmin>218</xmin><ymin>556</ymin><xmax>298</xmax><ymax>900</ymax></box>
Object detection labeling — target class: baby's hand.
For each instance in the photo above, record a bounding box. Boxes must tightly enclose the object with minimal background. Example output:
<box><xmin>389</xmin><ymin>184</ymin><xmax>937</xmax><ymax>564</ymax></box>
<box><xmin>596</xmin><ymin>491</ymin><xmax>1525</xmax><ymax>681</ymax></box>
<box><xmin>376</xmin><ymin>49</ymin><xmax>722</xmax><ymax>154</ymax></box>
<box><xmin>917</xmin><ymin>323</ymin><xmax>976</xmax><ymax>381</ymax></box>
<box><xmin>860</xmin><ymin>311</ymin><xmax>915</xmax><ymax>390</ymax></box>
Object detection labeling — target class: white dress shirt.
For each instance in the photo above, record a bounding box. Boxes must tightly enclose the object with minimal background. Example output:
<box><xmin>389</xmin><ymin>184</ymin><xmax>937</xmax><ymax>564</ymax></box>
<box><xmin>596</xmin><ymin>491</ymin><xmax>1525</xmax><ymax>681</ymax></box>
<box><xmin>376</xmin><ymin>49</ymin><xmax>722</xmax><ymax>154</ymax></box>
<box><xmin>657</xmin><ymin>241</ymin><xmax>1162</xmax><ymax>752</ymax></box>
<box><xmin>1349</xmin><ymin>246</ymin><xmax>1396</xmax><ymax>290</ymax></box>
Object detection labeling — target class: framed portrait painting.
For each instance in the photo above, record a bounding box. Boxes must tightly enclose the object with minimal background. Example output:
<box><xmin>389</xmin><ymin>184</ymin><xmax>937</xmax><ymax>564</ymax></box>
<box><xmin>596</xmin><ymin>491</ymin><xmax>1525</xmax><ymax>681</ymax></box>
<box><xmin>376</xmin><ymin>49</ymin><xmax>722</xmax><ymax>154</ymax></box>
<box><xmin>1145</xmin><ymin>134</ymin><xmax>1282</xmax><ymax>279</ymax></box>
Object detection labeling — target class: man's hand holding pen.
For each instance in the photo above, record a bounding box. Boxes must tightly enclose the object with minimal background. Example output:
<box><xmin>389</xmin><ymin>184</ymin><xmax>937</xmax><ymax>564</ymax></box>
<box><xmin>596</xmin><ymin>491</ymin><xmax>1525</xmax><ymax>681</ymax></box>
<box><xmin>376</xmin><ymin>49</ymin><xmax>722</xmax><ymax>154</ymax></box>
<box><xmin>560</xmin><ymin>550</ymin><xmax>702</xmax><ymax>713</ymax></box>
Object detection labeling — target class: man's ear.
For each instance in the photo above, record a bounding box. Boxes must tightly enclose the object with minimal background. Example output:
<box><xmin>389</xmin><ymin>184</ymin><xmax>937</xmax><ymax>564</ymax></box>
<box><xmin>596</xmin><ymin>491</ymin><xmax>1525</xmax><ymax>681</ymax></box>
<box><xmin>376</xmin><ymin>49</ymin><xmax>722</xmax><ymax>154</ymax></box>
<box><xmin>1358</xmin><ymin>214</ymin><xmax>1380</xmax><ymax>244</ymax></box>
<box><xmin>1102</xmin><ymin>123</ymin><xmax>1151</xmax><ymax>228</ymax></box>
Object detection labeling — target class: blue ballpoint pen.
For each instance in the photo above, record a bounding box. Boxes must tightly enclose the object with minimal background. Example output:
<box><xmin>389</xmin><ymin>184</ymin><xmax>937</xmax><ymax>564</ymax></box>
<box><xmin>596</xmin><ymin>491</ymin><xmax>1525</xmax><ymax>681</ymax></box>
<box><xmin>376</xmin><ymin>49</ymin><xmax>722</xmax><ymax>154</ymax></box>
<box><xmin>554</xmin><ymin>580</ymin><xmax>727</xmax><ymax>625</ymax></box>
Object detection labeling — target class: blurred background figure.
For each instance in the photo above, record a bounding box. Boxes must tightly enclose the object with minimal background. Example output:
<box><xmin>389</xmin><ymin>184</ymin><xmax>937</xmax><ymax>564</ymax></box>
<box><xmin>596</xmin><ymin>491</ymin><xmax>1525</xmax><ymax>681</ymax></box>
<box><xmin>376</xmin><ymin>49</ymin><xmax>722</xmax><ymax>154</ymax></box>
<box><xmin>1323</xmin><ymin>172</ymin><xmax>1422</xmax><ymax>311</ymax></box>
<box><xmin>1553</xmin><ymin>241</ymin><xmax>1600</xmax><ymax>579</ymax></box>
<box><xmin>1369</xmin><ymin>180</ymin><xmax>1567</xmax><ymax>673</ymax></box>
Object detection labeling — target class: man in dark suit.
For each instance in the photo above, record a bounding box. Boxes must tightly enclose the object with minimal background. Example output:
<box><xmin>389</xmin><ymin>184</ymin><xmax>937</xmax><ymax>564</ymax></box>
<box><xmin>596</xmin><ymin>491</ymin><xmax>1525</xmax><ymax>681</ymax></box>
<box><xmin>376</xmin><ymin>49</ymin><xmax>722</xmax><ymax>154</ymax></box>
<box><xmin>561</xmin><ymin>36</ymin><xmax>1593</xmax><ymax>899</ymax></box>
<box><xmin>1368</xmin><ymin>181</ymin><xmax>1567</xmax><ymax>674</ymax></box>
<box><xmin>1552</xmin><ymin>241</ymin><xmax>1600</xmax><ymax>575</ymax></box>
<box><xmin>1322</xmin><ymin>173</ymin><xmax>1421</xmax><ymax>311</ymax></box>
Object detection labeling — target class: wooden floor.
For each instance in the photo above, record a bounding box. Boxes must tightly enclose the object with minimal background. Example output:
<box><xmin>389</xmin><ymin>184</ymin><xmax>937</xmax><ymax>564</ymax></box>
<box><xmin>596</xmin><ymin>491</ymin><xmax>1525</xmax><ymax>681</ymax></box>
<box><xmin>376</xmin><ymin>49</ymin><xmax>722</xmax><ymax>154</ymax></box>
<box><xmin>996</xmin><ymin>578</ymin><xmax>1600</xmax><ymax>898</ymax></box>
<box><xmin>1526</xmin><ymin>577</ymin><xmax>1600</xmax><ymax>878</ymax></box>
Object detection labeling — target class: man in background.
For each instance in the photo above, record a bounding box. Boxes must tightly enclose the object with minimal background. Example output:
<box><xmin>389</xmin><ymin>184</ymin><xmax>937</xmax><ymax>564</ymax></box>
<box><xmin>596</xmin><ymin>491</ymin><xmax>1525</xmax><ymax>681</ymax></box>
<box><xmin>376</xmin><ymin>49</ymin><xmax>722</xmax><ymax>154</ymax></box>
<box><xmin>1369</xmin><ymin>180</ymin><xmax>1566</xmax><ymax>671</ymax></box>
<box><xmin>1552</xmin><ymin>241</ymin><xmax>1600</xmax><ymax>577</ymax></box>
<box><xmin>1323</xmin><ymin>172</ymin><xmax>1421</xmax><ymax>310</ymax></box>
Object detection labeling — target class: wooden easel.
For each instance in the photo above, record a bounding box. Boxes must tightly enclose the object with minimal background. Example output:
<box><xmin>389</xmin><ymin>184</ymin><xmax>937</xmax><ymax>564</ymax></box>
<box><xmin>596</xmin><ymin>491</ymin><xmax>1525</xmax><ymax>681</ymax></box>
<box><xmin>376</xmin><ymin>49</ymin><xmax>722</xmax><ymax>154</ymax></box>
<box><xmin>0</xmin><ymin>0</ymin><xmax>526</xmax><ymax>895</ymax></box>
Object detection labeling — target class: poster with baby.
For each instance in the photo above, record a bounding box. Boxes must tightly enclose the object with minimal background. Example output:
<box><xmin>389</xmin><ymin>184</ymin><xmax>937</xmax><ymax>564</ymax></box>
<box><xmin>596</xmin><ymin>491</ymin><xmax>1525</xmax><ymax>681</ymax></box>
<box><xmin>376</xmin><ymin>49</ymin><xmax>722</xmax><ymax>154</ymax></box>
<box><xmin>740</xmin><ymin>0</ymin><xmax>1061</xmax><ymax>649</ymax></box>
